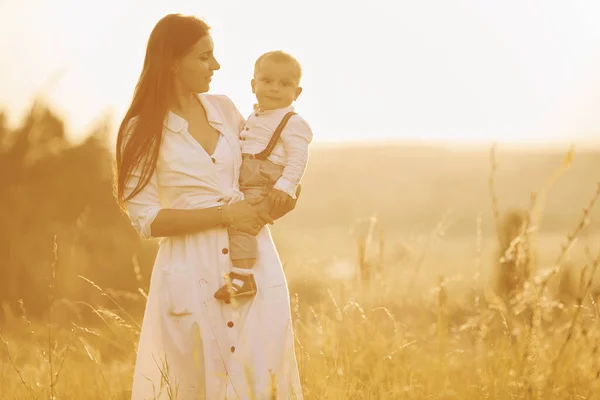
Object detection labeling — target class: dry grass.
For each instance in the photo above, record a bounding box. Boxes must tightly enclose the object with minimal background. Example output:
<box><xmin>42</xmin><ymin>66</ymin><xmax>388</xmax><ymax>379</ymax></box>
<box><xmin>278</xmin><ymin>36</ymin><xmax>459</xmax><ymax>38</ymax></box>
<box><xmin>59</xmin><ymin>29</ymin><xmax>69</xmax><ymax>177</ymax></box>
<box><xmin>2</xmin><ymin>144</ymin><xmax>600</xmax><ymax>399</ymax></box>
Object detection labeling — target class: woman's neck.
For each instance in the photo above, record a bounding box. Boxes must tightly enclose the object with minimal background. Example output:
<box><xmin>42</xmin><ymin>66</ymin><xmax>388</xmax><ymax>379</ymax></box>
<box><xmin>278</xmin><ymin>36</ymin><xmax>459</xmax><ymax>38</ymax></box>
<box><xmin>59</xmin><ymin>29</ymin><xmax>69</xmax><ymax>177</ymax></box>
<box><xmin>170</xmin><ymin>84</ymin><xmax>198</xmax><ymax>116</ymax></box>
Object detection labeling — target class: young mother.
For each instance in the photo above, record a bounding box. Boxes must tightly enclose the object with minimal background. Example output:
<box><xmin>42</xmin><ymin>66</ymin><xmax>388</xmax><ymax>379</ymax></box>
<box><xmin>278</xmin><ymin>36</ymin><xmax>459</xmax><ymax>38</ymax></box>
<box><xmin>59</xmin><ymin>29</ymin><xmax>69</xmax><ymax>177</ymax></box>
<box><xmin>115</xmin><ymin>14</ymin><xmax>302</xmax><ymax>400</ymax></box>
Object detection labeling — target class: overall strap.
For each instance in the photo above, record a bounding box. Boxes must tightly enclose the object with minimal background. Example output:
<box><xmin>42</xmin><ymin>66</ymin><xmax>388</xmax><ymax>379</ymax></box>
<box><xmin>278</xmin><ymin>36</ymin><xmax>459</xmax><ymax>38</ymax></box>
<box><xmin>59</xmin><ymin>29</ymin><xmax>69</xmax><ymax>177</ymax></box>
<box><xmin>254</xmin><ymin>112</ymin><xmax>297</xmax><ymax>160</ymax></box>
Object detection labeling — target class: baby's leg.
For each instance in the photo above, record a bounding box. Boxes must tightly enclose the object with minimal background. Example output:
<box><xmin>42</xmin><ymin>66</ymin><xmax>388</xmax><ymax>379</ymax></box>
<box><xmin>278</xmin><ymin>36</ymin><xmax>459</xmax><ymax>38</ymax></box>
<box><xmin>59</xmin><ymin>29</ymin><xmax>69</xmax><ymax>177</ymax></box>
<box><xmin>229</xmin><ymin>159</ymin><xmax>283</xmax><ymax>270</ymax></box>
<box><xmin>229</xmin><ymin>191</ymin><xmax>275</xmax><ymax>269</ymax></box>
<box><xmin>215</xmin><ymin>164</ymin><xmax>264</xmax><ymax>300</ymax></box>
<box><xmin>214</xmin><ymin>159</ymin><xmax>283</xmax><ymax>301</ymax></box>
<box><xmin>228</xmin><ymin>159</ymin><xmax>268</xmax><ymax>271</ymax></box>
<box><xmin>228</xmin><ymin>184</ymin><xmax>265</xmax><ymax>270</ymax></box>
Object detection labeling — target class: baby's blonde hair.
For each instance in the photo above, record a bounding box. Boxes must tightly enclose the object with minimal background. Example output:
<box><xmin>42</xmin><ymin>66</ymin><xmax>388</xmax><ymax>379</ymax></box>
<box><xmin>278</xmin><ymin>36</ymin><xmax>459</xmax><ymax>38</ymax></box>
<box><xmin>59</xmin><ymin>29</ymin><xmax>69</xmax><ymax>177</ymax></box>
<box><xmin>254</xmin><ymin>50</ymin><xmax>302</xmax><ymax>81</ymax></box>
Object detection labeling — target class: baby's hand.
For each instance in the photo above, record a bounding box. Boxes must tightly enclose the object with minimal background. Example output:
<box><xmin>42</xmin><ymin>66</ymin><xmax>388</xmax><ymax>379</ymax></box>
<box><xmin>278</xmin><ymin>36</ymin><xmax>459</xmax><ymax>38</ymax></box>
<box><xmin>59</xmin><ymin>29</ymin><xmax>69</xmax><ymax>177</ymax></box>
<box><xmin>267</xmin><ymin>188</ymin><xmax>292</xmax><ymax>208</ymax></box>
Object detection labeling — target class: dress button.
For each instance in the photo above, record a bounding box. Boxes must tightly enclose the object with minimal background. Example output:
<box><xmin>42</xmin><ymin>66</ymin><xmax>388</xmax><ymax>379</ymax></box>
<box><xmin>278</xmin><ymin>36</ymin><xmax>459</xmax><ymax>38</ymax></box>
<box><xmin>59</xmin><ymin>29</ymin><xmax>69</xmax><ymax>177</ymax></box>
<box><xmin>230</xmin><ymin>346</ymin><xmax>236</xmax><ymax>353</ymax></box>
<box><xmin>227</xmin><ymin>321</ymin><xmax>234</xmax><ymax>328</ymax></box>
<box><xmin>254</xmin><ymin>113</ymin><xmax>259</xmax><ymax>117</ymax></box>
<box><xmin>211</xmin><ymin>157</ymin><xmax>216</xmax><ymax>163</ymax></box>
<box><xmin>245</xmin><ymin>127</ymin><xmax>249</xmax><ymax>131</ymax></box>
<box><xmin>224</xmin><ymin>299</ymin><xmax>231</xmax><ymax>304</ymax></box>
<box><xmin>222</xmin><ymin>248</ymin><xmax>229</xmax><ymax>255</ymax></box>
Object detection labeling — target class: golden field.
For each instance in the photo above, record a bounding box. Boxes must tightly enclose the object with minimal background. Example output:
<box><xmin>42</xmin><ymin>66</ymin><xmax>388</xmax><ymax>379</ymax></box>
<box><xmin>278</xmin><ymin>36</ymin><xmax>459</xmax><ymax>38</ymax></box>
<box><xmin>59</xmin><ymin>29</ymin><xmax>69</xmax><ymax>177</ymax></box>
<box><xmin>1</xmin><ymin>105</ymin><xmax>600</xmax><ymax>399</ymax></box>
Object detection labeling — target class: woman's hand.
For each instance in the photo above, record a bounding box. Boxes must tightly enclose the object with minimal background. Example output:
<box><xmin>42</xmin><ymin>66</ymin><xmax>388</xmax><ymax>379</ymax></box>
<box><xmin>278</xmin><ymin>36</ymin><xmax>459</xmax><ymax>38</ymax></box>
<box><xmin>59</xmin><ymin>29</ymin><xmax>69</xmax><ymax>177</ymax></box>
<box><xmin>224</xmin><ymin>200</ymin><xmax>271</xmax><ymax>236</ymax></box>
<box><xmin>268</xmin><ymin>184</ymin><xmax>301</xmax><ymax>221</ymax></box>
<box><xmin>267</xmin><ymin>188</ymin><xmax>293</xmax><ymax>208</ymax></box>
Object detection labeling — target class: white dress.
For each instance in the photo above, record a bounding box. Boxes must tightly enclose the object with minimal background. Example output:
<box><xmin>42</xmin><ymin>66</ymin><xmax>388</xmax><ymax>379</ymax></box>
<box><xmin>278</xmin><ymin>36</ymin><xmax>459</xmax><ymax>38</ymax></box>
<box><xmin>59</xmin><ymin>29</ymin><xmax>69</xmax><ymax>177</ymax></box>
<box><xmin>125</xmin><ymin>94</ymin><xmax>302</xmax><ymax>399</ymax></box>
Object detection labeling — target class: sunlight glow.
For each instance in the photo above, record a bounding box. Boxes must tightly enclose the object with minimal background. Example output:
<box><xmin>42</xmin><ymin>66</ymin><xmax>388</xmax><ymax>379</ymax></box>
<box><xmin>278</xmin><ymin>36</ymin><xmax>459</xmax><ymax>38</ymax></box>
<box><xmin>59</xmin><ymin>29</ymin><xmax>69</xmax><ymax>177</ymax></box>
<box><xmin>1</xmin><ymin>0</ymin><xmax>600</xmax><ymax>146</ymax></box>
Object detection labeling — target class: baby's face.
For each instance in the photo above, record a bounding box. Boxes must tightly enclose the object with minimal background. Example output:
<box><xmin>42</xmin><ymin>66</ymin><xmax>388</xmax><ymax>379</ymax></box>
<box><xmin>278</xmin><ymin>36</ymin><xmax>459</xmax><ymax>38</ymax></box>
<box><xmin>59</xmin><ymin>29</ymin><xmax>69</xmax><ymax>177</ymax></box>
<box><xmin>252</xmin><ymin>59</ymin><xmax>302</xmax><ymax>111</ymax></box>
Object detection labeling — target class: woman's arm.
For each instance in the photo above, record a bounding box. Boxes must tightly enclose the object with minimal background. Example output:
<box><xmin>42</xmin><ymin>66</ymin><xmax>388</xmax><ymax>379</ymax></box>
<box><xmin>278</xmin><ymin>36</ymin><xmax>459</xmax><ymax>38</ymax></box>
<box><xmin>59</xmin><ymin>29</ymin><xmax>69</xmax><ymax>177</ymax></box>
<box><xmin>124</xmin><ymin>167</ymin><xmax>226</xmax><ymax>238</ymax></box>
<box><xmin>124</xmin><ymin>151</ymin><xmax>267</xmax><ymax>239</ymax></box>
<box><xmin>150</xmin><ymin>200</ymin><xmax>270</xmax><ymax>237</ymax></box>
<box><xmin>268</xmin><ymin>184</ymin><xmax>302</xmax><ymax>221</ymax></box>
<box><xmin>149</xmin><ymin>206</ymin><xmax>227</xmax><ymax>237</ymax></box>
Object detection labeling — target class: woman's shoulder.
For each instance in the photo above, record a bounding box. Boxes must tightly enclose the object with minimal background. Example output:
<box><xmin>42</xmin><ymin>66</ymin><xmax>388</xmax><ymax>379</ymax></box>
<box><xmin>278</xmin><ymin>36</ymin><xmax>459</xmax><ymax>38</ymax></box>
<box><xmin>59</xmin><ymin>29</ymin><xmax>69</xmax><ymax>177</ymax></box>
<box><xmin>200</xmin><ymin>93</ymin><xmax>244</xmax><ymax>129</ymax></box>
<box><xmin>201</xmin><ymin>94</ymin><xmax>238</xmax><ymax>112</ymax></box>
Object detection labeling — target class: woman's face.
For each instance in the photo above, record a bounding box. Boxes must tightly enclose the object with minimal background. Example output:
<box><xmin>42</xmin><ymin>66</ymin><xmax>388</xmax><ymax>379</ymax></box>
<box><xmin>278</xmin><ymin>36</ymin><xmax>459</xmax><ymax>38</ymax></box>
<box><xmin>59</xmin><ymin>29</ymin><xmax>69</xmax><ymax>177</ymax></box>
<box><xmin>173</xmin><ymin>34</ymin><xmax>220</xmax><ymax>94</ymax></box>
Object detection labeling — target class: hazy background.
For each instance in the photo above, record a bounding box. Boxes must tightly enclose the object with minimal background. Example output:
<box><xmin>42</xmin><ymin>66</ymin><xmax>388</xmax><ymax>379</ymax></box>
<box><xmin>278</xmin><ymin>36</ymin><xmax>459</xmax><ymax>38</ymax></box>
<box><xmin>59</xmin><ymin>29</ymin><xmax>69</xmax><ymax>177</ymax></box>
<box><xmin>2</xmin><ymin>0</ymin><xmax>600</xmax><ymax>146</ymax></box>
<box><xmin>2</xmin><ymin>1</ymin><xmax>600</xmax><ymax>398</ymax></box>
<box><xmin>0</xmin><ymin>0</ymin><xmax>599</xmax><ymax>315</ymax></box>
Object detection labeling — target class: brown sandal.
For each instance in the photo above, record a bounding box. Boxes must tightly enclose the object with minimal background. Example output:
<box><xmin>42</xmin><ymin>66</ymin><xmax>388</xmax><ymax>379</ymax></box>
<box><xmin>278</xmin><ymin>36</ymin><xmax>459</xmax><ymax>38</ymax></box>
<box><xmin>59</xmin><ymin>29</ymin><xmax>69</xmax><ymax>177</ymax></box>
<box><xmin>214</xmin><ymin>272</ymin><xmax>257</xmax><ymax>302</ymax></box>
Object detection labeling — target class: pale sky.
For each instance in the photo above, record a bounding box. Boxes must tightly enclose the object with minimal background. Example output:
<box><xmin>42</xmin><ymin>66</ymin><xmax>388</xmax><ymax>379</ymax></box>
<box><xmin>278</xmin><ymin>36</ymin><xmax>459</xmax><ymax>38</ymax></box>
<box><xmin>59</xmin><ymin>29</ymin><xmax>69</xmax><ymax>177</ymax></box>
<box><xmin>1</xmin><ymin>0</ymin><xmax>600</xmax><ymax>146</ymax></box>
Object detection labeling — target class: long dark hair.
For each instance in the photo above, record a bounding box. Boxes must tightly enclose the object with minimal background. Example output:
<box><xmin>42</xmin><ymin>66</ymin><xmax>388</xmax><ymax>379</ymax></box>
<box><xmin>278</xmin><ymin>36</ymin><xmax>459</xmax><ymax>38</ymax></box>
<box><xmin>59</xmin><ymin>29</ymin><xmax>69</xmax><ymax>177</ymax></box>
<box><xmin>115</xmin><ymin>14</ymin><xmax>210</xmax><ymax>207</ymax></box>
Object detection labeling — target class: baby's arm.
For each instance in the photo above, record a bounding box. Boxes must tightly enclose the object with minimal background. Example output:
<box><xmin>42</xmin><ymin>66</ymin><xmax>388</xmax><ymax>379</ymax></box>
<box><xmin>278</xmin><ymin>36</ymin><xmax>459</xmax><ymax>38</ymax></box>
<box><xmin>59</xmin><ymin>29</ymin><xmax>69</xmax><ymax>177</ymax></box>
<box><xmin>272</xmin><ymin>115</ymin><xmax>313</xmax><ymax>199</ymax></box>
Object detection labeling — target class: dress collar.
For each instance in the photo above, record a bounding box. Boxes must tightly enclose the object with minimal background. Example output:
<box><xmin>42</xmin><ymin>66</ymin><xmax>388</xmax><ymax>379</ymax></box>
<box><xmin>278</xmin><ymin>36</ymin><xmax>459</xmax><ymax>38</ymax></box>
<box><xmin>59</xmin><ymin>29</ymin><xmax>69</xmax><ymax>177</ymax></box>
<box><xmin>163</xmin><ymin>94</ymin><xmax>225</xmax><ymax>132</ymax></box>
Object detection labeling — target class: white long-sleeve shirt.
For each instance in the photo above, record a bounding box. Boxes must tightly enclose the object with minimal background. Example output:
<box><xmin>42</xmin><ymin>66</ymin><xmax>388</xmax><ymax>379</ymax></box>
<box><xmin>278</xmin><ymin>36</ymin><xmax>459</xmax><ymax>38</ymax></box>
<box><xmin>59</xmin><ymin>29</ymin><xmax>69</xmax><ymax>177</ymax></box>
<box><xmin>239</xmin><ymin>105</ymin><xmax>313</xmax><ymax>198</ymax></box>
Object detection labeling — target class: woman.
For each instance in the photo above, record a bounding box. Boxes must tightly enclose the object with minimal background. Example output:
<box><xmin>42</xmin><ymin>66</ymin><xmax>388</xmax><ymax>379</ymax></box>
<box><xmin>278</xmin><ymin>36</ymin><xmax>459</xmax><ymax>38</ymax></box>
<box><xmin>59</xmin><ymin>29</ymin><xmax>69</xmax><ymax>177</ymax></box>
<box><xmin>115</xmin><ymin>14</ymin><xmax>302</xmax><ymax>399</ymax></box>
